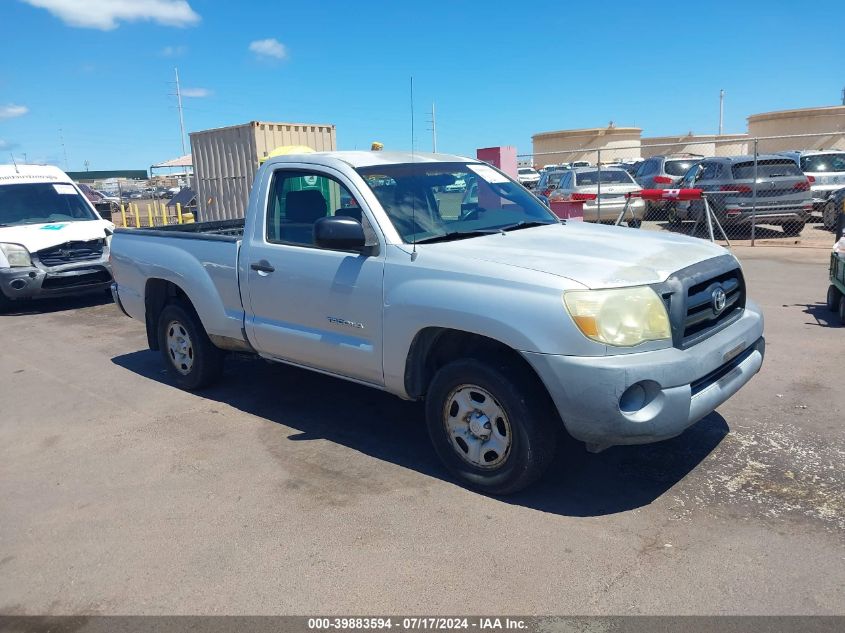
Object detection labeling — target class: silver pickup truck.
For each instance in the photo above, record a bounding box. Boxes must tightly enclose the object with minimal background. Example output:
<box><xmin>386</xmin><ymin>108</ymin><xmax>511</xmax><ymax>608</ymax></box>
<box><xmin>111</xmin><ymin>151</ymin><xmax>765</xmax><ymax>494</ymax></box>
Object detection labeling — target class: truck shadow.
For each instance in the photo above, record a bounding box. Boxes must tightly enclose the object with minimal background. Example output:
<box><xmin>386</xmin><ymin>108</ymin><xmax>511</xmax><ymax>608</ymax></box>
<box><xmin>0</xmin><ymin>291</ymin><xmax>112</xmax><ymax>316</ymax></box>
<box><xmin>112</xmin><ymin>350</ymin><xmax>728</xmax><ymax>517</ymax></box>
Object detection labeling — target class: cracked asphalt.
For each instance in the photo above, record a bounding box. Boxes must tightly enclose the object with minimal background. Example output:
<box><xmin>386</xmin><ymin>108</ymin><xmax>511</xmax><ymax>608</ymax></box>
<box><xmin>0</xmin><ymin>245</ymin><xmax>843</xmax><ymax>615</ymax></box>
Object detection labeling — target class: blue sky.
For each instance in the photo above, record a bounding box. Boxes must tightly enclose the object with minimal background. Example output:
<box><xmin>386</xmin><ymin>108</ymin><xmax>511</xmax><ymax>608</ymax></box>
<box><xmin>1</xmin><ymin>0</ymin><xmax>843</xmax><ymax>171</ymax></box>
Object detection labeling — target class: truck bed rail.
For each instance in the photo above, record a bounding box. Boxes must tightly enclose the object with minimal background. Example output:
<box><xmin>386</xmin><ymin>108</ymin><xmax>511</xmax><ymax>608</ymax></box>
<box><xmin>114</xmin><ymin>219</ymin><xmax>245</xmax><ymax>242</ymax></box>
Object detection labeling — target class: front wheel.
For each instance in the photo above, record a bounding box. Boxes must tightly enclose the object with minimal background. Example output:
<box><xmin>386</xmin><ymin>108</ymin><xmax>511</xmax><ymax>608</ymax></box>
<box><xmin>157</xmin><ymin>303</ymin><xmax>224</xmax><ymax>390</ymax></box>
<box><xmin>827</xmin><ymin>285</ymin><xmax>842</xmax><ymax>312</ymax></box>
<box><xmin>839</xmin><ymin>296</ymin><xmax>845</xmax><ymax>324</ymax></box>
<box><xmin>425</xmin><ymin>358</ymin><xmax>557</xmax><ymax>495</ymax></box>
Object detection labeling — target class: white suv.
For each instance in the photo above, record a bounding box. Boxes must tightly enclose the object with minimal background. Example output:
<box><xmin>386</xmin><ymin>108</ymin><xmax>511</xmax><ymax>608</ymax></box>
<box><xmin>779</xmin><ymin>150</ymin><xmax>845</xmax><ymax>229</ymax></box>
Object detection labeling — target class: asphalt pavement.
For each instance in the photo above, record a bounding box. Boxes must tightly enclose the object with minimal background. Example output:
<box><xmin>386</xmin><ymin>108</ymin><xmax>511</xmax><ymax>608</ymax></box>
<box><xmin>0</xmin><ymin>246</ymin><xmax>842</xmax><ymax>615</ymax></box>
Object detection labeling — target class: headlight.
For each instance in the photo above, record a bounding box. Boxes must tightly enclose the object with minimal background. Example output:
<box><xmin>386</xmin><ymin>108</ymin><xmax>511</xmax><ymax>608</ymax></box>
<box><xmin>0</xmin><ymin>243</ymin><xmax>32</xmax><ymax>268</ymax></box>
<box><xmin>563</xmin><ymin>286</ymin><xmax>671</xmax><ymax>347</ymax></box>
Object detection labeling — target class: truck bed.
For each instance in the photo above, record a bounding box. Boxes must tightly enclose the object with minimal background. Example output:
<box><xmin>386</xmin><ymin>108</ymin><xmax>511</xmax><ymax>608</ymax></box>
<box><xmin>110</xmin><ymin>219</ymin><xmax>247</xmax><ymax>347</ymax></box>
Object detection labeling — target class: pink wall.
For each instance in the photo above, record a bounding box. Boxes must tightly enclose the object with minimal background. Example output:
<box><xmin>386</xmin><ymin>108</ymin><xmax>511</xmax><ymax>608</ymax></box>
<box><xmin>476</xmin><ymin>146</ymin><xmax>518</xmax><ymax>179</ymax></box>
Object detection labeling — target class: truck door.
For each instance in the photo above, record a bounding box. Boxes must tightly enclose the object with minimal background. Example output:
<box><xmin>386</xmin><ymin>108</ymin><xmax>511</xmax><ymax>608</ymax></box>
<box><xmin>242</xmin><ymin>167</ymin><xmax>385</xmax><ymax>386</ymax></box>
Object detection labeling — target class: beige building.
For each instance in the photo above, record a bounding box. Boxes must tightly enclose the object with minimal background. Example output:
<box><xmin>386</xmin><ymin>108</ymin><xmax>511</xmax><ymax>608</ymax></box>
<box><xmin>641</xmin><ymin>133</ymin><xmax>749</xmax><ymax>158</ymax></box>
<box><xmin>748</xmin><ymin>106</ymin><xmax>845</xmax><ymax>153</ymax></box>
<box><xmin>532</xmin><ymin>105</ymin><xmax>845</xmax><ymax>165</ymax></box>
<box><xmin>531</xmin><ymin>125</ymin><xmax>641</xmax><ymax>168</ymax></box>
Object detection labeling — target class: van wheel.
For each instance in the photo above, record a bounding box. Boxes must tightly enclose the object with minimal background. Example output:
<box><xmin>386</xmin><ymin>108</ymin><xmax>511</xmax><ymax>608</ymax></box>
<box><xmin>157</xmin><ymin>303</ymin><xmax>224</xmax><ymax>390</ymax></box>
<box><xmin>827</xmin><ymin>285</ymin><xmax>842</xmax><ymax>312</ymax></box>
<box><xmin>783</xmin><ymin>221</ymin><xmax>805</xmax><ymax>237</ymax></box>
<box><xmin>425</xmin><ymin>358</ymin><xmax>557</xmax><ymax>495</ymax></box>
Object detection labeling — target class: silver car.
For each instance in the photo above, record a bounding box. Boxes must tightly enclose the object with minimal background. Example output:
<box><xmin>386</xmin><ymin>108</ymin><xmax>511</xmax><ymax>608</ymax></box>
<box><xmin>778</xmin><ymin>150</ymin><xmax>845</xmax><ymax>229</ymax></box>
<box><xmin>548</xmin><ymin>167</ymin><xmax>645</xmax><ymax>227</ymax></box>
<box><xmin>674</xmin><ymin>155</ymin><xmax>812</xmax><ymax>236</ymax></box>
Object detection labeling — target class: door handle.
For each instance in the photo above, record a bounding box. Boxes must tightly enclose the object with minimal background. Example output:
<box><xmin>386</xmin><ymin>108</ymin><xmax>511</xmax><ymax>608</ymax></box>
<box><xmin>250</xmin><ymin>260</ymin><xmax>275</xmax><ymax>273</ymax></box>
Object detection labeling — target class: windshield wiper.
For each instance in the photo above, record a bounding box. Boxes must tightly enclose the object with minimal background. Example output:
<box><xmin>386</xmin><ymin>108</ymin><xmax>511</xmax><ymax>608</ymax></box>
<box><xmin>415</xmin><ymin>229</ymin><xmax>503</xmax><ymax>244</ymax></box>
<box><xmin>497</xmin><ymin>220</ymin><xmax>556</xmax><ymax>232</ymax></box>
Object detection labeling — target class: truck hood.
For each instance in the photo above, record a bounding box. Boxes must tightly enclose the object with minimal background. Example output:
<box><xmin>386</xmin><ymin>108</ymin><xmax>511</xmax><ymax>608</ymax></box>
<box><xmin>0</xmin><ymin>220</ymin><xmax>114</xmax><ymax>252</ymax></box>
<box><xmin>422</xmin><ymin>221</ymin><xmax>730</xmax><ymax>289</ymax></box>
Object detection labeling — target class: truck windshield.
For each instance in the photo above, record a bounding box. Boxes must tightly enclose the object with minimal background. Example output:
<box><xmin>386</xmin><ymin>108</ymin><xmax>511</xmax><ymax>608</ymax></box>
<box><xmin>0</xmin><ymin>182</ymin><xmax>98</xmax><ymax>226</ymax></box>
<box><xmin>356</xmin><ymin>162</ymin><xmax>557</xmax><ymax>243</ymax></box>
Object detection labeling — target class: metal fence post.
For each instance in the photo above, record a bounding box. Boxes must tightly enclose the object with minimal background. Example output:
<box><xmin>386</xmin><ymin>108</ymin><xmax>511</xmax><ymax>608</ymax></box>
<box><xmin>751</xmin><ymin>138</ymin><xmax>758</xmax><ymax>246</ymax></box>
<box><xmin>596</xmin><ymin>148</ymin><xmax>602</xmax><ymax>222</ymax></box>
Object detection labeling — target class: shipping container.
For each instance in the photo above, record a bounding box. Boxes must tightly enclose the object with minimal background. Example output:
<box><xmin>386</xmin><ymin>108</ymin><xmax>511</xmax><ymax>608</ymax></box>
<box><xmin>190</xmin><ymin>121</ymin><xmax>336</xmax><ymax>221</ymax></box>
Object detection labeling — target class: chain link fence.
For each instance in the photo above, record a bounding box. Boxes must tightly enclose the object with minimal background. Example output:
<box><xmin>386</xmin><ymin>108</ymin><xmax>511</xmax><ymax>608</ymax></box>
<box><xmin>523</xmin><ymin>132</ymin><xmax>845</xmax><ymax>247</ymax></box>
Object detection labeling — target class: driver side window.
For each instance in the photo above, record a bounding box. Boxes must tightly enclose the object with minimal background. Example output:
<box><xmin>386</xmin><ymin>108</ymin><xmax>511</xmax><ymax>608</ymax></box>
<box><xmin>266</xmin><ymin>170</ymin><xmax>377</xmax><ymax>247</ymax></box>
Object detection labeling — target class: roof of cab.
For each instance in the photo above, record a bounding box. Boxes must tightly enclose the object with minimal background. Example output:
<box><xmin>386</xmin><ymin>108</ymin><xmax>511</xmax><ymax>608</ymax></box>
<box><xmin>263</xmin><ymin>150</ymin><xmax>477</xmax><ymax>169</ymax></box>
<box><xmin>0</xmin><ymin>163</ymin><xmax>71</xmax><ymax>185</ymax></box>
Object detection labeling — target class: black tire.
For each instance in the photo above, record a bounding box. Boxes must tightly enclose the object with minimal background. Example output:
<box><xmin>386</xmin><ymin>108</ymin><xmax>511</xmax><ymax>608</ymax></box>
<box><xmin>822</xmin><ymin>200</ymin><xmax>837</xmax><ymax>231</ymax></box>
<box><xmin>627</xmin><ymin>218</ymin><xmax>642</xmax><ymax>229</ymax></box>
<box><xmin>839</xmin><ymin>296</ymin><xmax>845</xmax><ymax>324</ymax></box>
<box><xmin>827</xmin><ymin>285</ymin><xmax>842</xmax><ymax>312</ymax></box>
<box><xmin>0</xmin><ymin>291</ymin><xmax>12</xmax><ymax>314</ymax></box>
<box><xmin>667</xmin><ymin>204</ymin><xmax>682</xmax><ymax>227</ymax></box>
<box><xmin>425</xmin><ymin>358</ymin><xmax>557</xmax><ymax>495</ymax></box>
<box><xmin>157</xmin><ymin>302</ymin><xmax>224</xmax><ymax>390</ymax></box>
<box><xmin>783</xmin><ymin>221</ymin><xmax>805</xmax><ymax>237</ymax></box>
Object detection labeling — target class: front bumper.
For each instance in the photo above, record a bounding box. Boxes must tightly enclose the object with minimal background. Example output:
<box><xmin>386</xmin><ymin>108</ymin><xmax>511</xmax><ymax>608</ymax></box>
<box><xmin>722</xmin><ymin>204</ymin><xmax>811</xmax><ymax>225</ymax></box>
<box><xmin>522</xmin><ymin>301</ymin><xmax>764</xmax><ymax>447</ymax></box>
<box><xmin>0</xmin><ymin>261</ymin><xmax>113</xmax><ymax>302</ymax></box>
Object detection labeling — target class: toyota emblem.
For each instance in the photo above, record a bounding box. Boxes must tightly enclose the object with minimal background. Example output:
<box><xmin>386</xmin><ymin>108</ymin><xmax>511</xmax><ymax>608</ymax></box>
<box><xmin>712</xmin><ymin>287</ymin><xmax>727</xmax><ymax>314</ymax></box>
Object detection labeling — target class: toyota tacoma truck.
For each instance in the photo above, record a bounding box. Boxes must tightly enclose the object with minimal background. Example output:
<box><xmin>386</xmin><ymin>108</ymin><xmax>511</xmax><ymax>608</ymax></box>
<box><xmin>110</xmin><ymin>151</ymin><xmax>764</xmax><ymax>494</ymax></box>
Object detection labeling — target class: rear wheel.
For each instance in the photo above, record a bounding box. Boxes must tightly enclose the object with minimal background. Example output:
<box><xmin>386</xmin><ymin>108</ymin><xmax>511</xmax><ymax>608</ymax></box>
<box><xmin>157</xmin><ymin>303</ymin><xmax>224</xmax><ymax>390</ymax></box>
<box><xmin>782</xmin><ymin>221</ymin><xmax>805</xmax><ymax>237</ymax></box>
<box><xmin>827</xmin><ymin>285</ymin><xmax>842</xmax><ymax>312</ymax></box>
<box><xmin>822</xmin><ymin>200</ymin><xmax>838</xmax><ymax>231</ymax></box>
<box><xmin>425</xmin><ymin>358</ymin><xmax>557</xmax><ymax>495</ymax></box>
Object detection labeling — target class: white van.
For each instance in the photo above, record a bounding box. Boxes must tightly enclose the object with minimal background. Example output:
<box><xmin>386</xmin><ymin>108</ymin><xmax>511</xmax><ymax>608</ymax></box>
<box><xmin>0</xmin><ymin>164</ymin><xmax>115</xmax><ymax>309</ymax></box>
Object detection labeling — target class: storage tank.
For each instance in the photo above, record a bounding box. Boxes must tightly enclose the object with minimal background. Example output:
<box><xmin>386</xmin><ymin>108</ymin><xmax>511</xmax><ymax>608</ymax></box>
<box><xmin>190</xmin><ymin>121</ymin><xmax>336</xmax><ymax>221</ymax></box>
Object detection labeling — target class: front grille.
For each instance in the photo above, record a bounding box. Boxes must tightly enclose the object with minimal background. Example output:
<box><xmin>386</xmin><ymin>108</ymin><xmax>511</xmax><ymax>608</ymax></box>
<box><xmin>37</xmin><ymin>239</ymin><xmax>104</xmax><ymax>267</ymax></box>
<box><xmin>681</xmin><ymin>268</ymin><xmax>745</xmax><ymax>347</ymax></box>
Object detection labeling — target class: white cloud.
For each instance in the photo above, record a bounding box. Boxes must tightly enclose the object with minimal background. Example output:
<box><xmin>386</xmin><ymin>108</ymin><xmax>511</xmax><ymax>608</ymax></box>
<box><xmin>20</xmin><ymin>0</ymin><xmax>200</xmax><ymax>30</ymax></box>
<box><xmin>249</xmin><ymin>38</ymin><xmax>287</xmax><ymax>60</ymax></box>
<box><xmin>0</xmin><ymin>139</ymin><xmax>20</xmax><ymax>151</ymax></box>
<box><xmin>161</xmin><ymin>44</ymin><xmax>187</xmax><ymax>57</ymax></box>
<box><xmin>0</xmin><ymin>104</ymin><xmax>28</xmax><ymax>119</ymax></box>
<box><xmin>181</xmin><ymin>87</ymin><xmax>211</xmax><ymax>98</ymax></box>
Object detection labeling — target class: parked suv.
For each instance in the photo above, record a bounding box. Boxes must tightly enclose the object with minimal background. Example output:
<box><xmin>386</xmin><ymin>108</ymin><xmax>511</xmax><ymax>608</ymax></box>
<box><xmin>635</xmin><ymin>154</ymin><xmax>703</xmax><ymax>217</ymax></box>
<box><xmin>673</xmin><ymin>155</ymin><xmax>812</xmax><ymax>236</ymax></box>
<box><xmin>778</xmin><ymin>150</ymin><xmax>845</xmax><ymax>230</ymax></box>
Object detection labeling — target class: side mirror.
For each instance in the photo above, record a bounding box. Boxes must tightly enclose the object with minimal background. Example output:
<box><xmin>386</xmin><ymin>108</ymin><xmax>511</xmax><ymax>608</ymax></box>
<box><xmin>314</xmin><ymin>216</ymin><xmax>366</xmax><ymax>251</ymax></box>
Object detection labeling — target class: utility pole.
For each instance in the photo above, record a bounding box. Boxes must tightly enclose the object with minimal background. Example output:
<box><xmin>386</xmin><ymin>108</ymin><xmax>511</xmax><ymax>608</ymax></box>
<box><xmin>84</xmin><ymin>160</ymin><xmax>90</xmax><ymax>172</ymax></box>
<box><xmin>719</xmin><ymin>89</ymin><xmax>725</xmax><ymax>136</ymax></box>
<box><xmin>59</xmin><ymin>128</ymin><xmax>69</xmax><ymax>169</ymax></box>
<box><xmin>431</xmin><ymin>102</ymin><xmax>437</xmax><ymax>153</ymax></box>
<box><xmin>175</xmin><ymin>67</ymin><xmax>187</xmax><ymax>156</ymax></box>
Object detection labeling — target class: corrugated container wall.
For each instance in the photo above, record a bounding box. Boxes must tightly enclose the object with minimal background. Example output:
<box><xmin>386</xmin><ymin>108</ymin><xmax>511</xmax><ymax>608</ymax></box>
<box><xmin>190</xmin><ymin>121</ymin><xmax>336</xmax><ymax>221</ymax></box>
